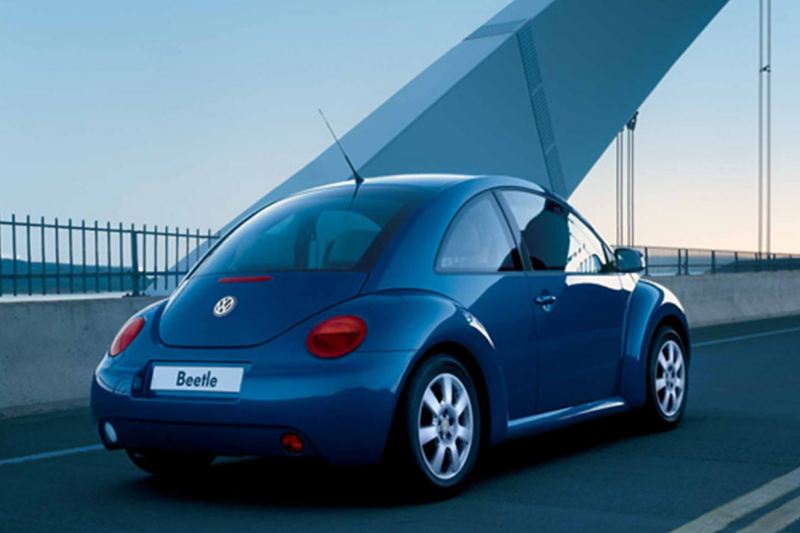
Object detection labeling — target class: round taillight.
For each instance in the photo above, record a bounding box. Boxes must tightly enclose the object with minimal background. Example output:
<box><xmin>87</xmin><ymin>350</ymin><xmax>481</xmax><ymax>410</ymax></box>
<box><xmin>306</xmin><ymin>316</ymin><xmax>367</xmax><ymax>359</ymax></box>
<box><xmin>109</xmin><ymin>316</ymin><xmax>145</xmax><ymax>357</ymax></box>
<box><xmin>281</xmin><ymin>433</ymin><xmax>304</xmax><ymax>454</ymax></box>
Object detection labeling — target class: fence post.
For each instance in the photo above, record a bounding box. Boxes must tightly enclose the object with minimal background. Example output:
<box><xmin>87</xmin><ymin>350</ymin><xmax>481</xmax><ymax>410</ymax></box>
<box><xmin>0</xmin><ymin>213</ymin><xmax>3</xmax><ymax>297</ymax></box>
<box><xmin>711</xmin><ymin>250</ymin><xmax>716</xmax><ymax>274</ymax></box>
<box><xmin>54</xmin><ymin>217</ymin><xmax>60</xmax><ymax>294</ymax></box>
<box><xmin>644</xmin><ymin>247</ymin><xmax>649</xmax><ymax>276</ymax></box>
<box><xmin>11</xmin><ymin>214</ymin><xmax>18</xmax><ymax>296</ymax></box>
<box><xmin>683</xmin><ymin>249</ymin><xmax>689</xmax><ymax>275</ymax></box>
<box><xmin>40</xmin><ymin>216</ymin><xmax>47</xmax><ymax>295</ymax></box>
<box><xmin>130</xmin><ymin>229</ymin><xmax>140</xmax><ymax>296</ymax></box>
<box><xmin>67</xmin><ymin>218</ymin><xmax>74</xmax><ymax>294</ymax></box>
<box><xmin>26</xmin><ymin>215</ymin><xmax>32</xmax><ymax>296</ymax></box>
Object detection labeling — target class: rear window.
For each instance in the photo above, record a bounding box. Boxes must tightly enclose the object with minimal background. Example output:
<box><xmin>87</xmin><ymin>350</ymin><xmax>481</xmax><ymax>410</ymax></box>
<box><xmin>194</xmin><ymin>185</ymin><xmax>427</xmax><ymax>274</ymax></box>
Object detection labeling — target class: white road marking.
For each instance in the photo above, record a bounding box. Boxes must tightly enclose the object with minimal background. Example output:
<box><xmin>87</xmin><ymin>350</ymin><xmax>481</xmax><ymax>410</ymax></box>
<box><xmin>694</xmin><ymin>326</ymin><xmax>800</xmax><ymax>348</ymax></box>
<box><xmin>670</xmin><ymin>465</ymin><xmax>800</xmax><ymax>533</ymax></box>
<box><xmin>0</xmin><ymin>444</ymin><xmax>104</xmax><ymax>467</ymax></box>
<box><xmin>738</xmin><ymin>494</ymin><xmax>800</xmax><ymax>533</ymax></box>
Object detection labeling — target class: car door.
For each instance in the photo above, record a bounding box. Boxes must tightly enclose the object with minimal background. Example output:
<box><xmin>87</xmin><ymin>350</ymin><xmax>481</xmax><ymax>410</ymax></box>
<box><xmin>498</xmin><ymin>189</ymin><xmax>630</xmax><ymax>413</ymax></box>
<box><xmin>434</xmin><ymin>192</ymin><xmax>539</xmax><ymax>420</ymax></box>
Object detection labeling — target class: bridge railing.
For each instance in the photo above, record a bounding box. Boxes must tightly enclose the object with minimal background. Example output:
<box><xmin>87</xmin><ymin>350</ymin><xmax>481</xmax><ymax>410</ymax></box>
<box><xmin>2</xmin><ymin>213</ymin><xmax>800</xmax><ymax>297</ymax></box>
<box><xmin>630</xmin><ymin>246</ymin><xmax>800</xmax><ymax>277</ymax></box>
<box><xmin>0</xmin><ymin>214</ymin><xmax>219</xmax><ymax>297</ymax></box>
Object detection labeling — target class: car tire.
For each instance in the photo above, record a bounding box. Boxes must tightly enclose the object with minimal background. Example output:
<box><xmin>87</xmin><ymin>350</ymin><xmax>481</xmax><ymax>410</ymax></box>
<box><xmin>392</xmin><ymin>354</ymin><xmax>482</xmax><ymax>498</ymax></box>
<box><xmin>642</xmin><ymin>326</ymin><xmax>689</xmax><ymax>429</ymax></box>
<box><xmin>126</xmin><ymin>449</ymin><xmax>215</xmax><ymax>477</ymax></box>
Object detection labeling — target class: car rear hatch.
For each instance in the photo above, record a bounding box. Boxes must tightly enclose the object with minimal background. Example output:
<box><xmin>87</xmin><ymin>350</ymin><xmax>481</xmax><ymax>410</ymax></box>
<box><xmin>158</xmin><ymin>272</ymin><xmax>367</xmax><ymax>348</ymax></box>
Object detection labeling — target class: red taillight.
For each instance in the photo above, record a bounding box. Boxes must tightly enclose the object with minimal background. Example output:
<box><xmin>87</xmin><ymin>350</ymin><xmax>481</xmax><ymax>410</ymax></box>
<box><xmin>306</xmin><ymin>316</ymin><xmax>367</xmax><ymax>359</ymax></box>
<box><xmin>281</xmin><ymin>433</ymin><xmax>304</xmax><ymax>454</ymax></box>
<box><xmin>217</xmin><ymin>275</ymin><xmax>272</xmax><ymax>284</ymax></box>
<box><xmin>109</xmin><ymin>316</ymin><xmax>145</xmax><ymax>357</ymax></box>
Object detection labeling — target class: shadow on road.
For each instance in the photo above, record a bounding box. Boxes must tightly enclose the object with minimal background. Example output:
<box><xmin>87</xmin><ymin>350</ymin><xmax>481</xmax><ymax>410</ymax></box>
<box><xmin>477</xmin><ymin>412</ymin><xmax>652</xmax><ymax>479</ymax></box>
<box><xmin>116</xmin><ymin>412</ymin><xmax>656</xmax><ymax>508</ymax></box>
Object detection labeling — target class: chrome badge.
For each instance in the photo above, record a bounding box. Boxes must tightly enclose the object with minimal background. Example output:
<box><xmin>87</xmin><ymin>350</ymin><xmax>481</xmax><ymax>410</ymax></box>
<box><xmin>213</xmin><ymin>296</ymin><xmax>237</xmax><ymax>317</ymax></box>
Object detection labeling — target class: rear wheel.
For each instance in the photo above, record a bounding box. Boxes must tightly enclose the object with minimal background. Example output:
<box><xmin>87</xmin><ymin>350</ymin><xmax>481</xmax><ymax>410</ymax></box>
<box><xmin>126</xmin><ymin>449</ymin><xmax>215</xmax><ymax>477</ymax></box>
<box><xmin>642</xmin><ymin>326</ymin><xmax>688</xmax><ymax>428</ymax></box>
<box><xmin>393</xmin><ymin>354</ymin><xmax>481</xmax><ymax>497</ymax></box>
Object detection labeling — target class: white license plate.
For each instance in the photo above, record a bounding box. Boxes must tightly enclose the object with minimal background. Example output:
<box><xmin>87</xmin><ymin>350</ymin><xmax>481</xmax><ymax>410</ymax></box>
<box><xmin>150</xmin><ymin>366</ymin><xmax>244</xmax><ymax>393</ymax></box>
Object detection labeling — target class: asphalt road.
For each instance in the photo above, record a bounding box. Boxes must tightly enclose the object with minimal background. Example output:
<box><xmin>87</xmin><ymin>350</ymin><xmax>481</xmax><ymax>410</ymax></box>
<box><xmin>2</xmin><ymin>316</ymin><xmax>800</xmax><ymax>532</ymax></box>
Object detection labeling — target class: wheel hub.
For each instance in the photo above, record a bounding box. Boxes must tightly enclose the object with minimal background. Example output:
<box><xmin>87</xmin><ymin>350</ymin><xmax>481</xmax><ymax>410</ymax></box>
<box><xmin>436</xmin><ymin>406</ymin><xmax>457</xmax><ymax>443</ymax></box>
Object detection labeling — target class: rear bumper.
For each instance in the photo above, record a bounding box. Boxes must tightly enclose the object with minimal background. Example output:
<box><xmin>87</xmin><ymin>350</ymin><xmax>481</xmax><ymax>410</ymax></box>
<box><xmin>91</xmin><ymin>350</ymin><xmax>416</xmax><ymax>466</ymax></box>
<box><xmin>98</xmin><ymin>416</ymin><xmax>306</xmax><ymax>457</ymax></box>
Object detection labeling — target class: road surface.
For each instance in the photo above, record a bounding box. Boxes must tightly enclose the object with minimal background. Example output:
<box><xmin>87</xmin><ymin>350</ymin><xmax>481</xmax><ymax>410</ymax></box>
<box><xmin>2</xmin><ymin>315</ymin><xmax>800</xmax><ymax>532</ymax></box>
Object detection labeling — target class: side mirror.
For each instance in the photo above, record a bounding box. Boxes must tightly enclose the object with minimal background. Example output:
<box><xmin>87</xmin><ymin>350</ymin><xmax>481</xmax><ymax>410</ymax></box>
<box><xmin>615</xmin><ymin>248</ymin><xmax>645</xmax><ymax>273</ymax></box>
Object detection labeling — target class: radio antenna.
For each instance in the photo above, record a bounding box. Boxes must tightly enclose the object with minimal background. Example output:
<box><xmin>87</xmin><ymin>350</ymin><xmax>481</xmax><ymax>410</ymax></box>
<box><xmin>318</xmin><ymin>109</ymin><xmax>364</xmax><ymax>185</ymax></box>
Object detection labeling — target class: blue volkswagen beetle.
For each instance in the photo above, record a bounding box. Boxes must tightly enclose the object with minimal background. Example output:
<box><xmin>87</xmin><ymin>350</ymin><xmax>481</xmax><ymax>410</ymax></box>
<box><xmin>91</xmin><ymin>174</ymin><xmax>689</xmax><ymax>494</ymax></box>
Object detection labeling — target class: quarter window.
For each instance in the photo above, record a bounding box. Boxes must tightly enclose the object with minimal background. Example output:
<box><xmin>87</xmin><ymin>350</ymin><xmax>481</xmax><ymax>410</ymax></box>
<box><xmin>437</xmin><ymin>193</ymin><xmax>520</xmax><ymax>273</ymax></box>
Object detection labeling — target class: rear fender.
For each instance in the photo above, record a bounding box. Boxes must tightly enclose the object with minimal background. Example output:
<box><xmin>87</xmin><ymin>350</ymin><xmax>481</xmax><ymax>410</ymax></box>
<box><xmin>321</xmin><ymin>290</ymin><xmax>508</xmax><ymax>444</ymax></box>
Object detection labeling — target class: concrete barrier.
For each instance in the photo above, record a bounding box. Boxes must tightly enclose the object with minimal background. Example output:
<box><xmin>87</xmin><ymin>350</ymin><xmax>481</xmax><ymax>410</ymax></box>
<box><xmin>1</xmin><ymin>271</ymin><xmax>799</xmax><ymax>417</ymax></box>
<box><xmin>650</xmin><ymin>271</ymin><xmax>800</xmax><ymax>328</ymax></box>
<box><xmin>0</xmin><ymin>296</ymin><xmax>159</xmax><ymax>417</ymax></box>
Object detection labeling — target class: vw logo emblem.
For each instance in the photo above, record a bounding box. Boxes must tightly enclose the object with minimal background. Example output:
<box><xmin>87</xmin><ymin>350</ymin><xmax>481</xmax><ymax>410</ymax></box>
<box><xmin>213</xmin><ymin>296</ymin><xmax>237</xmax><ymax>317</ymax></box>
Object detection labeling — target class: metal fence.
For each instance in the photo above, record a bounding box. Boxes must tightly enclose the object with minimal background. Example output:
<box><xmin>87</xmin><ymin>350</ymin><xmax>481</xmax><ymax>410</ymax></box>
<box><xmin>2</xmin><ymin>213</ymin><xmax>800</xmax><ymax>297</ymax></box>
<box><xmin>635</xmin><ymin>246</ymin><xmax>800</xmax><ymax>277</ymax></box>
<box><xmin>0</xmin><ymin>214</ymin><xmax>219</xmax><ymax>297</ymax></box>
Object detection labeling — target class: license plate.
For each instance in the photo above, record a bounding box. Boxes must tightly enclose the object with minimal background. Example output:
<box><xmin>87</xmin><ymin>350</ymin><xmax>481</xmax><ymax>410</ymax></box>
<box><xmin>150</xmin><ymin>366</ymin><xmax>244</xmax><ymax>393</ymax></box>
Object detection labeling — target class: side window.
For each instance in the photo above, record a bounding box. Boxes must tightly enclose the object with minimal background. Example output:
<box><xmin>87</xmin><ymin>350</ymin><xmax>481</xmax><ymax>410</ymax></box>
<box><xmin>500</xmin><ymin>190</ymin><xmax>569</xmax><ymax>271</ymax></box>
<box><xmin>565</xmin><ymin>214</ymin><xmax>609</xmax><ymax>274</ymax></box>
<box><xmin>437</xmin><ymin>193</ymin><xmax>521</xmax><ymax>273</ymax></box>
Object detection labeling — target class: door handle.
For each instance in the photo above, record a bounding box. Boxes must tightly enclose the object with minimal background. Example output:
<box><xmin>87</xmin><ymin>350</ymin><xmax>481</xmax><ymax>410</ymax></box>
<box><xmin>535</xmin><ymin>294</ymin><xmax>557</xmax><ymax>306</ymax></box>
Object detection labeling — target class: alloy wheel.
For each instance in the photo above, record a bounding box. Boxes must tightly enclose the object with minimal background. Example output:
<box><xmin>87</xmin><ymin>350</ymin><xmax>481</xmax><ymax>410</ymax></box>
<box><xmin>654</xmin><ymin>339</ymin><xmax>686</xmax><ymax>417</ymax></box>
<box><xmin>417</xmin><ymin>373</ymin><xmax>474</xmax><ymax>481</ymax></box>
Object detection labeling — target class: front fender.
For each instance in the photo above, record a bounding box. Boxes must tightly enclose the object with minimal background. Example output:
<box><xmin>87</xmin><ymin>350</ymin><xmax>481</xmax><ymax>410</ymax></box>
<box><xmin>620</xmin><ymin>278</ymin><xmax>689</xmax><ymax>408</ymax></box>
<box><xmin>319</xmin><ymin>289</ymin><xmax>508</xmax><ymax>444</ymax></box>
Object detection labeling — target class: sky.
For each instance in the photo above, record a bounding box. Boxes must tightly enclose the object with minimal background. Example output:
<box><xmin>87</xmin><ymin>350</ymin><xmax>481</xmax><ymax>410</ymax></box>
<box><xmin>1</xmin><ymin>0</ymin><xmax>798</xmax><ymax>253</ymax></box>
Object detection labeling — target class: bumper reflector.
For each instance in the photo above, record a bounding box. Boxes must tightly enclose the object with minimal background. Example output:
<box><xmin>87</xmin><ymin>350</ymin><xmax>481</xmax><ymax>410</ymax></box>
<box><xmin>102</xmin><ymin>421</ymin><xmax>118</xmax><ymax>445</ymax></box>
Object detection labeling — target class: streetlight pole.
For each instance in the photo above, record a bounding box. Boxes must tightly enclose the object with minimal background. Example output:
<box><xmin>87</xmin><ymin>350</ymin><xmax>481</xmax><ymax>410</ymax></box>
<box><xmin>627</xmin><ymin>112</ymin><xmax>638</xmax><ymax>247</ymax></box>
<box><xmin>766</xmin><ymin>0</ymin><xmax>772</xmax><ymax>255</ymax></box>
<box><xmin>616</xmin><ymin>130</ymin><xmax>624</xmax><ymax>247</ymax></box>
<box><xmin>758</xmin><ymin>0</ymin><xmax>772</xmax><ymax>256</ymax></box>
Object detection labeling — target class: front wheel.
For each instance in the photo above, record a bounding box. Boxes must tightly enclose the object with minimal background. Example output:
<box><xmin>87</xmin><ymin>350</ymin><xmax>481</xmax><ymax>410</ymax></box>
<box><xmin>642</xmin><ymin>326</ymin><xmax>689</xmax><ymax>428</ymax></box>
<box><xmin>393</xmin><ymin>355</ymin><xmax>482</xmax><ymax>497</ymax></box>
<box><xmin>126</xmin><ymin>449</ymin><xmax>215</xmax><ymax>477</ymax></box>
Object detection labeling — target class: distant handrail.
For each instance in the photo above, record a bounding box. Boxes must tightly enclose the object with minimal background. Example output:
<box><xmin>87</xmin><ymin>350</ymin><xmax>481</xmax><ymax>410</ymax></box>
<box><xmin>613</xmin><ymin>245</ymin><xmax>800</xmax><ymax>277</ymax></box>
<box><xmin>0</xmin><ymin>214</ymin><xmax>219</xmax><ymax>298</ymax></box>
<box><xmin>2</xmin><ymin>212</ymin><xmax>799</xmax><ymax>298</ymax></box>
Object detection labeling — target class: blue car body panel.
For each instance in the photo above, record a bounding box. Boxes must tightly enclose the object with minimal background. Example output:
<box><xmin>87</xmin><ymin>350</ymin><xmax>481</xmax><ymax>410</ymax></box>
<box><xmin>91</xmin><ymin>174</ymin><xmax>689</xmax><ymax>465</ymax></box>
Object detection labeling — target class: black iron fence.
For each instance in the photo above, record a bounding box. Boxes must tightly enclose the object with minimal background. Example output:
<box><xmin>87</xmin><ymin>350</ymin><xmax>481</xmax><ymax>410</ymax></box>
<box><xmin>0</xmin><ymin>214</ymin><xmax>219</xmax><ymax>297</ymax></box>
<box><xmin>2</xmin><ymin>213</ymin><xmax>800</xmax><ymax>297</ymax></box>
<box><xmin>632</xmin><ymin>246</ymin><xmax>800</xmax><ymax>277</ymax></box>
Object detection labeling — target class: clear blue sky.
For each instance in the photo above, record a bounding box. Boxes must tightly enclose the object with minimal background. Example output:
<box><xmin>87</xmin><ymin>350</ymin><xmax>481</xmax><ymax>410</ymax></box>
<box><xmin>1</xmin><ymin>0</ymin><xmax>798</xmax><ymax>251</ymax></box>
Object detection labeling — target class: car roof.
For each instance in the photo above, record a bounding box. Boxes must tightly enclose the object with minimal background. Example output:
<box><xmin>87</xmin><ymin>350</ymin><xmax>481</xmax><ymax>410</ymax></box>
<box><xmin>300</xmin><ymin>173</ymin><xmax>547</xmax><ymax>195</ymax></box>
